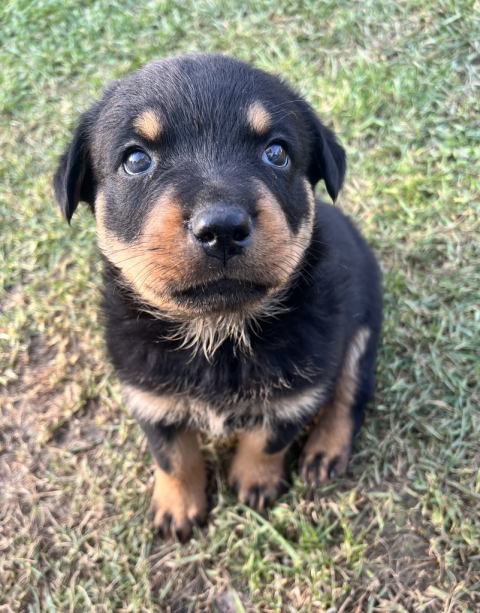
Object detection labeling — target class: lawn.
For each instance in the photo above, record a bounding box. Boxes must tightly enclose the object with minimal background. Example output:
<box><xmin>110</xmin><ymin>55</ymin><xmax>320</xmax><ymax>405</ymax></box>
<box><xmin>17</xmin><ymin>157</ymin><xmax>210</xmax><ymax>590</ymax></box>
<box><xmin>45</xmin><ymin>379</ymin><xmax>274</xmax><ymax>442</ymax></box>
<box><xmin>1</xmin><ymin>0</ymin><xmax>479</xmax><ymax>611</ymax></box>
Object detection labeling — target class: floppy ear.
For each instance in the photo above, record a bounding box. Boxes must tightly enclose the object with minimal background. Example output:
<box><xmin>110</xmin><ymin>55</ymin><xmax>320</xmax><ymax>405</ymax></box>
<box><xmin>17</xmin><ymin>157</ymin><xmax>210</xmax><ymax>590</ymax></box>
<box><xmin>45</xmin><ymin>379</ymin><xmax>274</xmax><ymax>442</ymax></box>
<box><xmin>53</xmin><ymin>106</ymin><xmax>98</xmax><ymax>223</ymax></box>
<box><xmin>298</xmin><ymin>102</ymin><xmax>347</xmax><ymax>202</ymax></box>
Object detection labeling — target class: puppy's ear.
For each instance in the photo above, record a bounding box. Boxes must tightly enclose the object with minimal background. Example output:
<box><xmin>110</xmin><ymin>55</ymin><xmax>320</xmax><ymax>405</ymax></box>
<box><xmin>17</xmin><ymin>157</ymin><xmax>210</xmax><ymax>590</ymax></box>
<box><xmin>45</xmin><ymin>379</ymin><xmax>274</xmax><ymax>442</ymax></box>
<box><xmin>298</xmin><ymin>102</ymin><xmax>346</xmax><ymax>202</ymax></box>
<box><xmin>53</xmin><ymin>105</ymin><xmax>99</xmax><ymax>223</ymax></box>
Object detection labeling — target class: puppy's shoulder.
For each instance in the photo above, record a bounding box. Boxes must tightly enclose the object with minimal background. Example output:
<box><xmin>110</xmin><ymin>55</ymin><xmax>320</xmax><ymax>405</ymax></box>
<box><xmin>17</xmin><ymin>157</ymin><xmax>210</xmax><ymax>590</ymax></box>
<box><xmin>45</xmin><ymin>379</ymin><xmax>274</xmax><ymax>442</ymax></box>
<box><xmin>310</xmin><ymin>198</ymin><xmax>381</xmax><ymax>327</ymax></box>
<box><xmin>313</xmin><ymin>199</ymin><xmax>377</xmax><ymax>266</ymax></box>
<box><xmin>314</xmin><ymin>199</ymin><xmax>361</xmax><ymax>239</ymax></box>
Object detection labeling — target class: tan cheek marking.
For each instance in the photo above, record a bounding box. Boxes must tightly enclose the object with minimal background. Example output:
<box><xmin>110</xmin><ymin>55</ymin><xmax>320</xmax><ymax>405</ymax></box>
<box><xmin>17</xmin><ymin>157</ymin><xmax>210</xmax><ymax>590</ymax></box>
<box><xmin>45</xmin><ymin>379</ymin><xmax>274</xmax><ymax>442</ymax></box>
<box><xmin>246</xmin><ymin>102</ymin><xmax>271</xmax><ymax>135</ymax></box>
<box><xmin>302</xmin><ymin>178</ymin><xmax>316</xmax><ymax>227</ymax></box>
<box><xmin>133</xmin><ymin>109</ymin><xmax>162</xmax><ymax>140</ymax></box>
<box><xmin>143</xmin><ymin>195</ymin><xmax>189</xmax><ymax>282</ymax></box>
<box><xmin>95</xmin><ymin>191</ymin><xmax>192</xmax><ymax>310</ymax></box>
<box><xmin>301</xmin><ymin>327</ymin><xmax>371</xmax><ymax>484</ymax></box>
<box><xmin>290</xmin><ymin>178</ymin><xmax>316</xmax><ymax>261</ymax></box>
<box><xmin>250</xmin><ymin>180</ymin><xmax>310</xmax><ymax>287</ymax></box>
<box><xmin>228</xmin><ymin>427</ymin><xmax>287</xmax><ymax>511</ymax></box>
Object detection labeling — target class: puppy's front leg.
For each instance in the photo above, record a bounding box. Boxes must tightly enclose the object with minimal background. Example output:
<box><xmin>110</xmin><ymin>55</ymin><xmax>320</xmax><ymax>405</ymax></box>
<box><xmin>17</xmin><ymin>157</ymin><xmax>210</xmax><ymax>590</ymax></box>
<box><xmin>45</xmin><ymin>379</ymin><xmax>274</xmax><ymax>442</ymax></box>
<box><xmin>228</xmin><ymin>424</ymin><xmax>300</xmax><ymax>511</ymax></box>
<box><xmin>138</xmin><ymin>420</ymin><xmax>207</xmax><ymax>541</ymax></box>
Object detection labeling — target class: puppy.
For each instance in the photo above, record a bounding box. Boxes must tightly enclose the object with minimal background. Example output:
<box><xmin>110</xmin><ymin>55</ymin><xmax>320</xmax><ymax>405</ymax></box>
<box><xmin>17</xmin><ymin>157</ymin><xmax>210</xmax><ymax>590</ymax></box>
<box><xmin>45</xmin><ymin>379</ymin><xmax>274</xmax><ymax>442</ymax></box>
<box><xmin>54</xmin><ymin>54</ymin><xmax>382</xmax><ymax>541</ymax></box>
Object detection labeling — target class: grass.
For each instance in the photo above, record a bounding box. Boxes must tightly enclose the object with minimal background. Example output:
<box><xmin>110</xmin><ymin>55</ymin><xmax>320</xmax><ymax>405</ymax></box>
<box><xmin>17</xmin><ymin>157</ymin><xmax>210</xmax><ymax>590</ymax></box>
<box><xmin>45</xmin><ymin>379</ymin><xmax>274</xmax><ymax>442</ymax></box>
<box><xmin>1</xmin><ymin>0</ymin><xmax>479</xmax><ymax>611</ymax></box>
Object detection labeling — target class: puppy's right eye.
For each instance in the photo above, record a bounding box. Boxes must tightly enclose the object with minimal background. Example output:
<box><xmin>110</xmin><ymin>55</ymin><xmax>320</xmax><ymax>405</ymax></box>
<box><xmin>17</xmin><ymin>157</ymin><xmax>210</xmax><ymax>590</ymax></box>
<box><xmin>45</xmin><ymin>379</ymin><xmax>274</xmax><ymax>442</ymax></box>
<box><xmin>123</xmin><ymin>149</ymin><xmax>152</xmax><ymax>175</ymax></box>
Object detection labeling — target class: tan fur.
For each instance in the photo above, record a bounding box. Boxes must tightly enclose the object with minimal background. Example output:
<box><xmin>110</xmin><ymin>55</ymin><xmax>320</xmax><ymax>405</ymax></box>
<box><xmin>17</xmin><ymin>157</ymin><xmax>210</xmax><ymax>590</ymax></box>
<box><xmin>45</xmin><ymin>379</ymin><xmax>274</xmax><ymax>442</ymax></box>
<box><xmin>228</xmin><ymin>427</ymin><xmax>287</xmax><ymax>510</ymax></box>
<box><xmin>96</xmin><ymin>191</ymin><xmax>194</xmax><ymax>312</ymax></box>
<box><xmin>246</xmin><ymin>102</ymin><xmax>271</xmax><ymax>135</ymax></box>
<box><xmin>301</xmin><ymin>327</ymin><xmax>371</xmax><ymax>485</ymax></box>
<box><xmin>133</xmin><ymin>109</ymin><xmax>162</xmax><ymax>140</ymax></box>
<box><xmin>251</xmin><ymin>179</ymin><xmax>310</xmax><ymax>287</ymax></box>
<box><xmin>150</xmin><ymin>430</ymin><xmax>207</xmax><ymax>540</ymax></box>
<box><xmin>163</xmin><ymin>180</ymin><xmax>315</xmax><ymax>357</ymax></box>
<box><xmin>291</xmin><ymin>179</ymin><xmax>316</xmax><ymax>256</ymax></box>
<box><xmin>122</xmin><ymin>384</ymin><xmax>227</xmax><ymax>436</ymax></box>
<box><xmin>122</xmin><ymin>380</ymin><xmax>327</xmax><ymax>436</ymax></box>
<box><xmin>95</xmin><ymin>178</ymin><xmax>314</xmax><ymax>357</ymax></box>
<box><xmin>302</xmin><ymin>178</ymin><xmax>316</xmax><ymax>225</ymax></box>
<box><xmin>273</xmin><ymin>382</ymin><xmax>327</xmax><ymax>422</ymax></box>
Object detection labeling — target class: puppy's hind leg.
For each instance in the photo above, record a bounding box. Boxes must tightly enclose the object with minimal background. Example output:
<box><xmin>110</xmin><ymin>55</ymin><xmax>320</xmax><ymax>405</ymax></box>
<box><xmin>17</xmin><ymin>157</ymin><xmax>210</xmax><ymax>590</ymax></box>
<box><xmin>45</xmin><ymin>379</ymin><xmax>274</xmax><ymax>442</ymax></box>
<box><xmin>300</xmin><ymin>327</ymin><xmax>374</xmax><ymax>486</ymax></box>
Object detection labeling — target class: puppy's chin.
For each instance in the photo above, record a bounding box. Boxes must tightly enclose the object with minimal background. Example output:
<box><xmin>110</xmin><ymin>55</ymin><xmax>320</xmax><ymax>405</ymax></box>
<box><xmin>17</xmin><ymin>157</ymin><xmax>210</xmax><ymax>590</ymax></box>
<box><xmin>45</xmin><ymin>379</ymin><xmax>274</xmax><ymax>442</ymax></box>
<box><xmin>170</xmin><ymin>279</ymin><xmax>270</xmax><ymax>316</ymax></box>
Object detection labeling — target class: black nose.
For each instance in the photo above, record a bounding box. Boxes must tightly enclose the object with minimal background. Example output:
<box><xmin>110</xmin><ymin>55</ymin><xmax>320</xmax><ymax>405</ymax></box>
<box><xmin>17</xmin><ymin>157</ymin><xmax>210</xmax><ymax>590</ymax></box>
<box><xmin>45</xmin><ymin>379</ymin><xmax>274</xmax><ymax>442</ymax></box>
<box><xmin>191</xmin><ymin>206</ymin><xmax>252</xmax><ymax>263</ymax></box>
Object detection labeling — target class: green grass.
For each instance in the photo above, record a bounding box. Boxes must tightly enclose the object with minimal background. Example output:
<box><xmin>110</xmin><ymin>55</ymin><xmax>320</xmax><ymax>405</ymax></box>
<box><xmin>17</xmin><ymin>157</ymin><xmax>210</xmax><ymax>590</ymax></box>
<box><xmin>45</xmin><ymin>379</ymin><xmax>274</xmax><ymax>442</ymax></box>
<box><xmin>1</xmin><ymin>0</ymin><xmax>479</xmax><ymax>611</ymax></box>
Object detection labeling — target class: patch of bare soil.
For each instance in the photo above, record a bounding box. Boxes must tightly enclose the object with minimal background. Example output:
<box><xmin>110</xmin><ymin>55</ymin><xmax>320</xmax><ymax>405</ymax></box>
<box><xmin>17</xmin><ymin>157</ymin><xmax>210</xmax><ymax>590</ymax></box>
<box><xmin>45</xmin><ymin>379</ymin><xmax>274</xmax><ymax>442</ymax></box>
<box><xmin>0</xmin><ymin>334</ymin><xmax>109</xmax><ymax>604</ymax></box>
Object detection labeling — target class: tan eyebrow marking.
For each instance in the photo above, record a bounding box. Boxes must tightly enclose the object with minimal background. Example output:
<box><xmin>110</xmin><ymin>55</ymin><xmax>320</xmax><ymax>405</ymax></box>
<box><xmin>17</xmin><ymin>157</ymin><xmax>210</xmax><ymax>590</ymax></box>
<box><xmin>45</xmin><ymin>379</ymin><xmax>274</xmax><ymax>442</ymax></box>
<box><xmin>133</xmin><ymin>109</ymin><xmax>162</xmax><ymax>140</ymax></box>
<box><xmin>246</xmin><ymin>101</ymin><xmax>271</xmax><ymax>135</ymax></box>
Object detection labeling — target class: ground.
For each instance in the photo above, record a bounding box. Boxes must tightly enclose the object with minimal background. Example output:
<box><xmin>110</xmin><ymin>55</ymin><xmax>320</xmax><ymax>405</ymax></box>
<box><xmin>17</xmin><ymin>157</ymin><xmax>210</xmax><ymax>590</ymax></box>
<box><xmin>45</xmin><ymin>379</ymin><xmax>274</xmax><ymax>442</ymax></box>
<box><xmin>0</xmin><ymin>1</ymin><xmax>479</xmax><ymax>611</ymax></box>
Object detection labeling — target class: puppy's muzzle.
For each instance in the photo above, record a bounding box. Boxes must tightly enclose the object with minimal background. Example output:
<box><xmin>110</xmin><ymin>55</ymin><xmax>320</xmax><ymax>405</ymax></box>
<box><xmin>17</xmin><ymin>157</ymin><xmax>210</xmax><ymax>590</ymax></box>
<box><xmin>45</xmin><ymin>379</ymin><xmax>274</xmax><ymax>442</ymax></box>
<box><xmin>191</xmin><ymin>205</ymin><xmax>252</xmax><ymax>264</ymax></box>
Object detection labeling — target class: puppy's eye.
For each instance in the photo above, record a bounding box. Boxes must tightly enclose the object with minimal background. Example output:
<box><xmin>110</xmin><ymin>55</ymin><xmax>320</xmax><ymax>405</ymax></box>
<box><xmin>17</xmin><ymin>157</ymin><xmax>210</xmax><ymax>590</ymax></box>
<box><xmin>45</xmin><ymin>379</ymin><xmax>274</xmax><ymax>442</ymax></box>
<box><xmin>262</xmin><ymin>143</ymin><xmax>288</xmax><ymax>168</ymax></box>
<box><xmin>123</xmin><ymin>149</ymin><xmax>152</xmax><ymax>175</ymax></box>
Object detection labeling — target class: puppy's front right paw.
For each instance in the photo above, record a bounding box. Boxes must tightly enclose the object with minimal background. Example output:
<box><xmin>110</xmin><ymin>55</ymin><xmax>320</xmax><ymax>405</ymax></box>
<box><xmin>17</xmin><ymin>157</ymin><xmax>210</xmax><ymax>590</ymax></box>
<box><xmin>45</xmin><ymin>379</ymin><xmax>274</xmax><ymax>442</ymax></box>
<box><xmin>150</xmin><ymin>466</ymin><xmax>207</xmax><ymax>542</ymax></box>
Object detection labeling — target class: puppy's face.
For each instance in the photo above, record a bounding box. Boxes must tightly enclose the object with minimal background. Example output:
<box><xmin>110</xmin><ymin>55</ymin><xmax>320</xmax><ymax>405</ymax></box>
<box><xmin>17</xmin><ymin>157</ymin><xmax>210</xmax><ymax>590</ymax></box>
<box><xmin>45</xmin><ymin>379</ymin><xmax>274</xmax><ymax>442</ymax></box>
<box><xmin>54</xmin><ymin>55</ymin><xmax>345</xmax><ymax>316</ymax></box>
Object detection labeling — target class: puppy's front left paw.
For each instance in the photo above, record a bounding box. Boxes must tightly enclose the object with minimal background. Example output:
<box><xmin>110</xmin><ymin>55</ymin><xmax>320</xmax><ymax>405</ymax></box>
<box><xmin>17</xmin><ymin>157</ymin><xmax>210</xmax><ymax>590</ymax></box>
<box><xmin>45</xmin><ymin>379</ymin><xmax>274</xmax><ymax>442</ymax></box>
<box><xmin>228</xmin><ymin>429</ymin><xmax>287</xmax><ymax>511</ymax></box>
<box><xmin>299</xmin><ymin>409</ymin><xmax>353</xmax><ymax>487</ymax></box>
<box><xmin>300</xmin><ymin>442</ymin><xmax>351</xmax><ymax>487</ymax></box>
<box><xmin>150</xmin><ymin>466</ymin><xmax>207</xmax><ymax>542</ymax></box>
<box><xmin>228</xmin><ymin>464</ymin><xmax>285</xmax><ymax>511</ymax></box>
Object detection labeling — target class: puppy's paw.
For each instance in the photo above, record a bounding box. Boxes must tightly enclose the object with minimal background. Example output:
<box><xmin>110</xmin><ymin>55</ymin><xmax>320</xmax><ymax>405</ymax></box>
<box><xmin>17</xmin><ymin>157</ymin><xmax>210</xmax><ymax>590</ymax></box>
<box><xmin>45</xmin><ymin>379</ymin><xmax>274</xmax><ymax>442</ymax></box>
<box><xmin>228</xmin><ymin>450</ymin><xmax>285</xmax><ymax>511</ymax></box>
<box><xmin>150</xmin><ymin>467</ymin><xmax>207</xmax><ymax>542</ymax></box>
<box><xmin>300</xmin><ymin>441</ymin><xmax>351</xmax><ymax>488</ymax></box>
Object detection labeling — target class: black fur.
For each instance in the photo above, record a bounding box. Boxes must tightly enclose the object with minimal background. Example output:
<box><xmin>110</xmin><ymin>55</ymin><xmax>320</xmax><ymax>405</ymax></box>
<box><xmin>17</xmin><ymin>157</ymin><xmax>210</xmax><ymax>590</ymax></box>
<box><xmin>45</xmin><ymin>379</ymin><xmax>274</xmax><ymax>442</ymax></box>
<box><xmin>136</xmin><ymin>419</ymin><xmax>178</xmax><ymax>473</ymax></box>
<box><xmin>54</xmin><ymin>55</ymin><xmax>346</xmax><ymax>235</ymax></box>
<box><xmin>103</xmin><ymin>202</ymin><xmax>381</xmax><ymax>454</ymax></box>
<box><xmin>54</xmin><ymin>54</ymin><xmax>382</xmax><ymax>515</ymax></box>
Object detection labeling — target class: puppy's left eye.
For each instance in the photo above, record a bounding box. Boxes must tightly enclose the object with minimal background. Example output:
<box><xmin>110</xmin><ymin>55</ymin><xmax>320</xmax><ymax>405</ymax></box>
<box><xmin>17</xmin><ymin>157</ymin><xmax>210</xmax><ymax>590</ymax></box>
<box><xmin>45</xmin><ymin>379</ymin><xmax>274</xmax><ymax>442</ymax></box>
<box><xmin>262</xmin><ymin>143</ymin><xmax>288</xmax><ymax>168</ymax></box>
<box><xmin>123</xmin><ymin>149</ymin><xmax>152</xmax><ymax>175</ymax></box>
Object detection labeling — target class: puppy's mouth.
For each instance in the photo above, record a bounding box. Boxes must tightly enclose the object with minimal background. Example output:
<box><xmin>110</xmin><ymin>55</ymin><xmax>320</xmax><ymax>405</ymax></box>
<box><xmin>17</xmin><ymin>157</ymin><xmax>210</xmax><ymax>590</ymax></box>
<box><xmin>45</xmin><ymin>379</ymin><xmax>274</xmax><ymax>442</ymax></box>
<box><xmin>171</xmin><ymin>278</ymin><xmax>269</xmax><ymax>314</ymax></box>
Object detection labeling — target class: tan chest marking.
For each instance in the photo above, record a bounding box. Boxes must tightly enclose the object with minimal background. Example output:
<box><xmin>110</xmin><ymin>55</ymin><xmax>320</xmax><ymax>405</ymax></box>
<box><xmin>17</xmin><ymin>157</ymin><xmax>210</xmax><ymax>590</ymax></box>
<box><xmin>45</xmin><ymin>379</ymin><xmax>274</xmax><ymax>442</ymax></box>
<box><xmin>122</xmin><ymin>380</ymin><xmax>327</xmax><ymax>437</ymax></box>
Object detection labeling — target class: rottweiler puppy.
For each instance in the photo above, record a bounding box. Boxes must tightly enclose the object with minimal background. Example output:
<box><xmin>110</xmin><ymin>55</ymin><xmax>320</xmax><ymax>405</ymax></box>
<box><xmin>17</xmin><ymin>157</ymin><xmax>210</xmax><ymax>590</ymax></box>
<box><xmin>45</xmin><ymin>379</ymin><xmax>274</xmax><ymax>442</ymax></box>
<box><xmin>54</xmin><ymin>54</ymin><xmax>382</xmax><ymax>541</ymax></box>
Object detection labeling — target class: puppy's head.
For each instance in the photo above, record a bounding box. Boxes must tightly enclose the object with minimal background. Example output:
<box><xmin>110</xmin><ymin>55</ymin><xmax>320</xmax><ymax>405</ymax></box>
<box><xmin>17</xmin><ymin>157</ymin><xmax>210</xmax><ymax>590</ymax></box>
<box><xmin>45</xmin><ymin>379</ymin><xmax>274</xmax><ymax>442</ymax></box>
<box><xmin>54</xmin><ymin>54</ymin><xmax>345</xmax><ymax>316</ymax></box>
